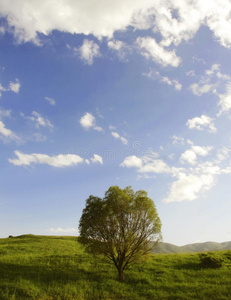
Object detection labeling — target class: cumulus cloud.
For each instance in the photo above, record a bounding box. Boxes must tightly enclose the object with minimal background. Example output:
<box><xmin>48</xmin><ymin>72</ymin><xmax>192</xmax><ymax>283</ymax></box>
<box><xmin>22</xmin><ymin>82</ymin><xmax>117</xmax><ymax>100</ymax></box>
<box><xmin>111</xmin><ymin>131</ymin><xmax>128</xmax><ymax>145</ymax></box>
<box><xmin>163</xmin><ymin>173</ymin><xmax>215</xmax><ymax>203</ymax></box>
<box><xmin>9</xmin><ymin>79</ymin><xmax>21</xmax><ymax>93</ymax></box>
<box><xmin>79</xmin><ymin>112</ymin><xmax>102</xmax><ymax>132</ymax></box>
<box><xmin>180</xmin><ymin>146</ymin><xmax>213</xmax><ymax>165</ymax></box>
<box><xmin>186</xmin><ymin>115</ymin><xmax>217</xmax><ymax>133</ymax></box>
<box><xmin>45</xmin><ymin>96</ymin><xmax>55</xmax><ymax>105</ymax></box>
<box><xmin>79</xmin><ymin>39</ymin><xmax>101</xmax><ymax>65</ymax></box>
<box><xmin>120</xmin><ymin>151</ymin><xmax>171</xmax><ymax>174</ymax></box>
<box><xmin>9</xmin><ymin>150</ymin><xmax>85</xmax><ymax>167</ymax></box>
<box><xmin>0</xmin><ymin>78</ymin><xmax>21</xmax><ymax>97</ymax></box>
<box><xmin>120</xmin><ymin>155</ymin><xmax>143</xmax><ymax>168</ymax></box>
<box><xmin>0</xmin><ymin>0</ymin><xmax>154</xmax><ymax>43</ymax></box>
<box><xmin>1</xmin><ymin>0</ymin><xmax>231</xmax><ymax>53</ymax></box>
<box><xmin>189</xmin><ymin>83</ymin><xmax>215</xmax><ymax>96</ymax></box>
<box><xmin>136</xmin><ymin>37</ymin><xmax>181</xmax><ymax>67</ymax></box>
<box><xmin>120</xmin><ymin>143</ymin><xmax>231</xmax><ymax>203</ymax></box>
<box><xmin>91</xmin><ymin>154</ymin><xmax>103</xmax><ymax>164</ymax></box>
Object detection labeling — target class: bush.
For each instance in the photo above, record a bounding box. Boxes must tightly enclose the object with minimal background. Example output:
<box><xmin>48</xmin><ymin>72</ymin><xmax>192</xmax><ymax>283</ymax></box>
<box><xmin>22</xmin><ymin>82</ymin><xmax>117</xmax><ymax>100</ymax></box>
<box><xmin>199</xmin><ymin>253</ymin><xmax>223</xmax><ymax>268</ymax></box>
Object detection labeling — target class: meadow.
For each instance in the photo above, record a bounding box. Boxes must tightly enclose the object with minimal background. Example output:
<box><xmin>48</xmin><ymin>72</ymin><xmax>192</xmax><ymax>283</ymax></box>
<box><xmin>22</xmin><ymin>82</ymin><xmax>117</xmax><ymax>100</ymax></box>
<box><xmin>0</xmin><ymin>235</ymin><xmax>230</xmax><ymax>300</ymax></box>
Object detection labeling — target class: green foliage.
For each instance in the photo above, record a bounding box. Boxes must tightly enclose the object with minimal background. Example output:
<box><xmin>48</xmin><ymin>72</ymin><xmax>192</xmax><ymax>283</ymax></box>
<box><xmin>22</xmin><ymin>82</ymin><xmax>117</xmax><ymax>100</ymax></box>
<box><xmin>79</xmin><ymin>186</ymin><xmax>162</xmax><ymax>281</ymax></box>
<box><xmin>0</xmin><ymin>235</ymin><xmax>231</xmax><ymax>299</ymax></box>
<box><xmin>199</xmin><ymin>252</ymin><xmax>224</xmax><ymax>268</ymax></box>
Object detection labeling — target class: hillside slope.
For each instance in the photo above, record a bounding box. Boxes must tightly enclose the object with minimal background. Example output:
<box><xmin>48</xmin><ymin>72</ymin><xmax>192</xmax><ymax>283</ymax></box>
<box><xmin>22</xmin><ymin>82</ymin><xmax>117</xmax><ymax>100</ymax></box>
<box><xmin>0</xmin><ymin>235</ymin><xmax>231</xmax><ymax>300</ymax></box>
<box><xmin>152</xmin><ymin>241</ymin><xmax>231</xmax><ymax>254</ymax></box>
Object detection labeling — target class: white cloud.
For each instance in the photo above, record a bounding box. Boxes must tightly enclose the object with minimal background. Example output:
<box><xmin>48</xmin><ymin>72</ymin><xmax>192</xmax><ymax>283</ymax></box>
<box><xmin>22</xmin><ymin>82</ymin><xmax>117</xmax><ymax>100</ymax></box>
<box><xmin>120</xmin><ymin>155</ymin><xmax>143</xmax><ymax>168</ymax></box>
<box><xmin>49</xmin><ymin>227</ymin><xmax>78</xmax><ymax>234</ymax></box>
<box><xmin>91</xmin><ymin>154</ymin><xmax>103</xmax><ymax>164</ymax></box>
<box><xmin>1</xmin><ymin>0</ymin><xmax>231</xmax><ymax>53</ymax></box>
<box><xmin>217</xmin><ymin>83</ymin><xmax>231</xmax><ymax>116</ymax></box>
<box><xmin>120</xmin><ymin>152</ymin><xmax>171</xmax><ymax>174</ymax></box>
<box><xmin>0</xmin><ymin>120</ymin><xmax>21</xmax><ymax>142</ymax></box>
<box><xmin>111</xmin><ymin>131</ymin><xmax>128</xmax><ymax>145</ymax></box>
<box><xmin>0</xmin><ymin>78</ymin><xmax>21</xmax><ymax>97</ymax></box>
<box><xmin>9</xmin><ymin>150</ymin><xmax>85</xmax><ymax>167</ymax></box>
<box><xmin>180</xmin><ymin>146</ymin><xmax>213</xmax><ymax>165</ymax></box>
<box><xmin>9</xmin><ymin>79</ymin><xmax>20</xmax><ymax>93</ymax></box>
<box><xmin>216</xmin><ymin>147</ymin><xmax>230</xmax><ymax>161</ymax></box>
<box><xmin>79</xmin><ymin>112</ymin><xmax>103</xmax><ymax>132</ymax></box>
<box><xmin>143</xmin><ymin>69</ymin><xmax>182</xmax><ymax>90</ymax></box>
<box><xmin>172</xmin><ymin>135</ymin><xmax>185</xmax><ymax>145</ymax></box>
<box><xmin>79</xmin><ymin>39</ymin><xmax>101</xmax><ymax>65</ymax></box>
<box><xmin>186</xmin><ymin>115</ymin><xmax>217</xmax><ymax>133</ymax></box>
<box><xmin>121</xmin><ymin>143</ymin><xmax>231</xmax><ymax>203</ymax></box>
<box><xmin>0</xmin><ymin>108</ymin><xmax>12</xmax><ymax>118</ymax></box>
<box><xmin>45</xmin><ymin>96</ymin><xmax>55</xmax><ymax>105</ymax></box>
<box><xmin>30</xmin><ymin>133</ymin><xmax>47</xmax><ymax>142</ymax></box>
<box><xmin>205</xmin><ymin>64</ymin><xmax>220</xmax><ymax>76</ymax></box>
<box><xmin>28</xmin><ymin>111</ymin><xmax>54</xmax><ymax>131</ymax></box>
<box><xmin>203</xmin><ymin>0</ymin><xmax>231</xmax><ymax>48</ymax></box>
<box><xmin>164</xmin><ymin>173</ymin><xmax>215</xmax><ymax>203</ymax></box>
<box><xmin>107</xmin><ymin>39</ymin><xmax>131</xmax><ymax>61</ymax></box>
<box><xmin>186</xmin><ymin>70</ymin><xmax>195</xmax><ymax>76</ymax></box>
<box><xmin>0</xmin><ymin>0</ymin><xmax>154</xmax><ymax>43</ymax></box>
<box><xmin>136</xmin><ymin>37</ymin><xmax>181</xmax><ymax>67</ymax></box>
<box><xmin>139</xmin><ymin>159</ymin><xmax>171</xmax><ymax>174</ymax></box>
<box><xmin>189</xmin><ymin>83</ymin><xmax>215</xmax><ymax>96</ymax></box>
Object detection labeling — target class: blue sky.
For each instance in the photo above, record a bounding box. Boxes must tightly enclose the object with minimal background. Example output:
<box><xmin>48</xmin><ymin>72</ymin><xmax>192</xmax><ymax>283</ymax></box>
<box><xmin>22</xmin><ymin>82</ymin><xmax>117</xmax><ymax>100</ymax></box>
<box><xmin>0</xmin><ymin>0</ymin><xmax>231</xmax><ymax>245</ymax></box>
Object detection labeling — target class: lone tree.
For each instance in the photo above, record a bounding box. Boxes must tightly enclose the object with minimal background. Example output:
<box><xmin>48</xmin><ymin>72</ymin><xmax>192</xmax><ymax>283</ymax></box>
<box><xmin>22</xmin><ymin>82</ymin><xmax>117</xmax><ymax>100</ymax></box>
<box><xmin>79</xmin><ymin>186</ymin><xmax>162</xmax><ymax>282</ymax></box>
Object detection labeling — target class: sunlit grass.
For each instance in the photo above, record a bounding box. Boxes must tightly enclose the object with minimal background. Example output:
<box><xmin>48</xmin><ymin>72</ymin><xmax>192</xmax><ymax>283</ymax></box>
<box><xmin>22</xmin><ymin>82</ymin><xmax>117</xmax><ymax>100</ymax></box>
<box><xmin>0</xmin><ymin>235</ymin><xmax>230</xmax><ymax>299</ymax></box>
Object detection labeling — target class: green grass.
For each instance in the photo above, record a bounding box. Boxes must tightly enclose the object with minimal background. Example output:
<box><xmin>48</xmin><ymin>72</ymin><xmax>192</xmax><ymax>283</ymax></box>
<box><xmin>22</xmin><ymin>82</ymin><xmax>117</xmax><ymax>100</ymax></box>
<box><xmin>0</xmin><ymin>235</ymin><xmax>230</xmax><ymax>299</ymax></box>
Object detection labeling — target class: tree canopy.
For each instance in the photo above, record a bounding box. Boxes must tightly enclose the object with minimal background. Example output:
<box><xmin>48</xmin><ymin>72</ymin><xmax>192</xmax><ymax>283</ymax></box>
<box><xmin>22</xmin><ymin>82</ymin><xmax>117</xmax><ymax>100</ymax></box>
<box><xmin>78</xmin><ymin>186</ymin><xmax>162</xmax><ymax>281</ymax></box>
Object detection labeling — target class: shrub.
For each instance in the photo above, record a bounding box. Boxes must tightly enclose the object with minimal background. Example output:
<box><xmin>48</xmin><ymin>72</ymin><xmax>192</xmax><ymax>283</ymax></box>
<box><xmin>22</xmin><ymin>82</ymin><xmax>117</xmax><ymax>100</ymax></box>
<box><xmin>199</xmin><ymin>253</ymin><xmax>223</xmax><ymax>268</ymax></box>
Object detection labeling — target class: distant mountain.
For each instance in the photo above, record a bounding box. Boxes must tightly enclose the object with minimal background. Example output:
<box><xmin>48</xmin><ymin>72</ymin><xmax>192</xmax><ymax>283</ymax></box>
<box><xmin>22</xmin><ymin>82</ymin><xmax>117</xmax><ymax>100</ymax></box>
<box><xmin>152</xmin><ymin>241</ymin><xmax>231</xmax><ymax>254</ymax></box>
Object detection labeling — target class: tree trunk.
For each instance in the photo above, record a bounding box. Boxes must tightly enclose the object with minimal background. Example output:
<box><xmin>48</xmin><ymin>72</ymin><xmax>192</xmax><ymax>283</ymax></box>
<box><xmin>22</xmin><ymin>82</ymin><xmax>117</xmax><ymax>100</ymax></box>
<box><xmin>118</xmin><ymin>268</ymin><xmax>124</xmax><ymax>282</ymax></box>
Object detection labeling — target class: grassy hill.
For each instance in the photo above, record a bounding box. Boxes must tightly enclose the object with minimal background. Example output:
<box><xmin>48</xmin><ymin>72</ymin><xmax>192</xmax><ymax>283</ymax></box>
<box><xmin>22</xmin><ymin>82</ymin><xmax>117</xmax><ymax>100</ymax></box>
<box><xmin>0</xmin><ymin>235</ymin><xmax>231</xmax><ymax>300</ymax></box>
<box><xmin>152</xmin><ymin>241</ymin><xmax>231</xmax><ymax>254</ymax></box>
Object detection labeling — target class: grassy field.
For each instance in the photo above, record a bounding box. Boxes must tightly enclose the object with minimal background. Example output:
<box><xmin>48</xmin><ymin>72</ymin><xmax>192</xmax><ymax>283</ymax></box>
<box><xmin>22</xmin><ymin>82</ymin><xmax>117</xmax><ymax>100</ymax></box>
<box><xmin>0</xmin><ymin>235</ymin><xmax>230</xmax><ymax>300</ymax></box>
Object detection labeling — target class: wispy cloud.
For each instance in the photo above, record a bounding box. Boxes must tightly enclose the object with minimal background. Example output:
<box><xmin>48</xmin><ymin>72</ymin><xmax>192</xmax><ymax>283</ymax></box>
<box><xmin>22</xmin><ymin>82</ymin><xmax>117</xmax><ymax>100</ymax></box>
<box><xmin>111</xmin><ymin>131</ymin><xmax>128</xmax><ymax>145</ymax></box>
<box><xmin>45</xmin><ymin>96</ymin><xmax>55</xmax><ymax>106</ymax></box>
<box><xmin>23</xmin><ymin>111</ymin><xmax>54</xmax><ymax>131</ymax></box>
<box><xmin>49</xmin><ymin>227</ymin><xmax>78</xmax><ymax>234</ymax></box>
<box><xmin>0</xmin><ymin>120</ymin><xmax>22</xmax><ymax>143</ymax></box>
<box><xmin>107</xmin><ymin>39</ymin><xmax>131</xmax><ymax>61</ymax></box>
<box><xmin>143</xmin><ymin>69</ymin><xmax>182</xmax><ymax>90</ymax></box>
<box><xmin>0</xmin><ymin>109</ymin><xmax>22</xmax><ymax>143</ymax></box>
<box><xmin>217</xmin><ymin>83</ymin><xmax>231</xmax><ymax>116</ymax></box>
